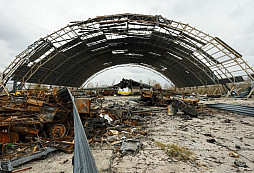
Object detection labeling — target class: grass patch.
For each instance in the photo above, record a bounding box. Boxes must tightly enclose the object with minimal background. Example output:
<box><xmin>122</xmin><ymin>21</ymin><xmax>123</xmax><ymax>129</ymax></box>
<box><xmin>154</xmin><ymin>141</ymin><xmax>193</xmax><ymax>162</ymax></box>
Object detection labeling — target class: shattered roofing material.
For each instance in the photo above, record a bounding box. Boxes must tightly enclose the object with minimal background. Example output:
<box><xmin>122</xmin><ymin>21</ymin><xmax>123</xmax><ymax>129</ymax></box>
<box><xmin>1</xmin><ymin>13</ymin><xmax>254</xmax><ymax>88</ymax></box>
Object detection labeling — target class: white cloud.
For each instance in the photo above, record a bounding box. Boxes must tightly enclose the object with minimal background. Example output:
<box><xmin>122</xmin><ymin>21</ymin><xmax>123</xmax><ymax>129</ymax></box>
<box><xmin>0</xmin><ymin>40</ymin><xmax>17</xmax><ymax>72</ymax></box>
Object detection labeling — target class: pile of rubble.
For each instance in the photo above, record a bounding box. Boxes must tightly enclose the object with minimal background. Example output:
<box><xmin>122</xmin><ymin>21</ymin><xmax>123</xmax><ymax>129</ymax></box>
<box><xmin>0</xmin><ymin>88</ymin><xmax>74</xmax><ymax>171</ymax></box>
<box><xmin>0</xmin><ymin>86</ymin><xmax>203</xmax><ymax>172</ymax></box>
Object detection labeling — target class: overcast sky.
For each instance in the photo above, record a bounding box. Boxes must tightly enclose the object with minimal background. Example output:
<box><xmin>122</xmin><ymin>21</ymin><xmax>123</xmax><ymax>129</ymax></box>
<box><xmin>0</xmin><ymin>0</ymin><xmax>253</xmax><ymax>87</ymax></box>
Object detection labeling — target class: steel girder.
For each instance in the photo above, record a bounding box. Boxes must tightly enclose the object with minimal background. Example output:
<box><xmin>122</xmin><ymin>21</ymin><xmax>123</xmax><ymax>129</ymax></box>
<box><xmin>1</xmin><ymin>13</ymin><xmax>254</xmax><ymax>89</ymax></box>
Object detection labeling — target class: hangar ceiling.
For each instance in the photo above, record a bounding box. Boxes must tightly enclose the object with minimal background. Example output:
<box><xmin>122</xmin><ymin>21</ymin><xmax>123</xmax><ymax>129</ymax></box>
<box><xmin>1</xmin><ymin>13</ymin><xmax>254</xmax><ymax>89</ymax></box>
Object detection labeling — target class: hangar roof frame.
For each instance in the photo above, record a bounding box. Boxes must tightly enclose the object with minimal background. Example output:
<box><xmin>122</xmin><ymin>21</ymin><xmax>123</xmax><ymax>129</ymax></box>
<box><xmin>0</xmin><ymin>13</ymin><xmax>254</xmax><ymax>91</ymax></box>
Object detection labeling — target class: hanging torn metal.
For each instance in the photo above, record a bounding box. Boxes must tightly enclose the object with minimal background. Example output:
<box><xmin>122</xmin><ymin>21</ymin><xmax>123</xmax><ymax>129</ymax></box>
<box><xmin>68</xmin><ymin>89</ymin><xmax>98</xmax><ymax>173</ymax></box>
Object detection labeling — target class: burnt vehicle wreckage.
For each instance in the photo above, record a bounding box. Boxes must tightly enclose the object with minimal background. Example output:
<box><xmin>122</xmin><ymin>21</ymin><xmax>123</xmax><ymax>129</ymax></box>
<box><xmin>0</xmin><ymin>13</ymin><xmax>254</xmax><ymax>172</ymax></box>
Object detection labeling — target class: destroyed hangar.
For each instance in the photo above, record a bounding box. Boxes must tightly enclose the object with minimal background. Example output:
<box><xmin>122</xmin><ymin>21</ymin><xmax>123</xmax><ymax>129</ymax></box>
<box><xmin>0</xmin><ymin>13</ymin><xmax>253</xmax><ymax>94</ymax></box>
<box><xmin>0</xmin><ymin>13</ymin><xmax>254</xmax><ymax>172</ymax></box>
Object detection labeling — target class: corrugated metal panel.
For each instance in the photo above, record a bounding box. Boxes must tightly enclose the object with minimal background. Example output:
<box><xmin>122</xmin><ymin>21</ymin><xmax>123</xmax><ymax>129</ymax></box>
<box><xmin>68</xmin><ymin>89</ymin><xmax>98</xmax><ymax>173</ymax></box>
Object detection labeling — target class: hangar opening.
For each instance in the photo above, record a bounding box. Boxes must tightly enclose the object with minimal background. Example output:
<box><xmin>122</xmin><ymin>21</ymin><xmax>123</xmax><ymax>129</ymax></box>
<box><xmin>82</xmin><ymin>64</ymin><xmax>173</xmax><ymax>88</ymax></box>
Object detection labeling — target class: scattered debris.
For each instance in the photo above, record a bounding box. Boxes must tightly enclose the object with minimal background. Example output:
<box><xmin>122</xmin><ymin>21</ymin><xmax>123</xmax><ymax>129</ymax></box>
<box><xmin>0</xmin><ymin>161</ymin><xmax>13</xmax><ymax>173</ymax></box>
<box><xmin>0</xmin><ymin>84</ymin><xmax>203</xmax><ymax>170</ymax></box>
<box><xmin>234</xmin><ymin>160</ymin><xmax>248</xmax><ymax>168</ymax></box>
<box><xmin>235</xmin><ymin>144</ymin><xmax>241</xmax><ymax>149</ymax></box>
<box><xmin>171</xmin><ymin>99</ymin><xmax>199</xmax><ymax>117</ymax></box>
<box><xmin>11</xmin><ymin>147</ymin><xmax>58</xmax><ymax>168</ymax></box>
<box><xmin>0</xmin><ymin>88</ymin><xmax>73</xmax><ymax>163</ymax></box>
<box><xmin>12</xmin><ymin>167</ymin><xmax>32</xmax><ymax>173</ymax></box>
<box><xmin>229</xmin><ymin>152</ymin><xmax>240</xmax><ymax>158</ymax></box>
<box><xmin>120</xmin><ymin>140</ymin><xmax>142</xmax><ymax>154</ymax></box>
<box><xmin>206</xmin><ymin>138</ymin><xmax>216</xmax><ymax>144</ymax></box>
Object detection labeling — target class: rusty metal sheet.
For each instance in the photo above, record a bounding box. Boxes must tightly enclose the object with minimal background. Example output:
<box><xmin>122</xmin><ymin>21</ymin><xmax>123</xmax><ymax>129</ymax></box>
<box><xmin>26</xmin><ymin>105</ymin><xmax>41</xmax><ymax>112</ymax></box>
<box><xmin>74</xmin><ymin>98</ymin><xmax>91</xmax><ymax>114</ymax></box>
<box><xmin>11</xmin><ymin>126</ymin><xmax>39</xmax><ymax>136</ymax></box>
<box><xmin>39</xmin><ymin>103</ymin><xmax>57</xmax><ymax>121</ymax></box>
<box><xmin>0</xmin><ymin>132</ymin><xmax>19</xmax><ymax>143</ymax></box>
<box><xmin>27</xmin><ymin>99</ymin><xmax>45</xmax><ymax>106</ymax></box>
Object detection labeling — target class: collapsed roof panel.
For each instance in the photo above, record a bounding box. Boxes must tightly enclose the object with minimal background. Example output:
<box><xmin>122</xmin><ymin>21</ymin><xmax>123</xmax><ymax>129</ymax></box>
<box><xmin>28</xmin><ymin>40</ymin><xmax>53</xmax><ymax>62</ymax></box>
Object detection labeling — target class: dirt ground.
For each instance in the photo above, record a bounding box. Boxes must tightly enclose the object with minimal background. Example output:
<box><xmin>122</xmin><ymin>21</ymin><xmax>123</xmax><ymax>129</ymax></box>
<box><xmin>15</xmin><ymin>97</ymin><xmax>254</xmax><ymax>173</ymax></box>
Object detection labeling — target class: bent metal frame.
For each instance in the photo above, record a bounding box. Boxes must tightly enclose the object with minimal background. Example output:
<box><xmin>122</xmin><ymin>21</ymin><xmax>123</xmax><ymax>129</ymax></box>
<box><xmin>1</xmin><ymin>13</ymin><xmax>254</xmax><ymax>97</ymax></box>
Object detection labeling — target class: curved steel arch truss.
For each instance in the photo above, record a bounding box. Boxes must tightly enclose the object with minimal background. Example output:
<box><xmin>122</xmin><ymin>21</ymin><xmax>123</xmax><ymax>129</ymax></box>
<box><xmin>1</xmin><ymin>13</ymin><xmax>254</xmax><ymax>90</ymax></box>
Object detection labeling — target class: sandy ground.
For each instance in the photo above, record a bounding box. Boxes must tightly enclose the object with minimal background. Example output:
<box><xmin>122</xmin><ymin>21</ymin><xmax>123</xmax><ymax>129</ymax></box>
<box><xmin>14</xmin><ymin>97</ymin><xmax>254</xmax><ymax>173</ymax></box>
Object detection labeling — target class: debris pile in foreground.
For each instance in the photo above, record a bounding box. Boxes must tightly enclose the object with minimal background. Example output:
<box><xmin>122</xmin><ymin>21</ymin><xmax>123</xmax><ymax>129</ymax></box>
<box><xmin>0</xmin><ymin>87</ymin><xmax>202</xmax><ymax>172</ymax></box>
